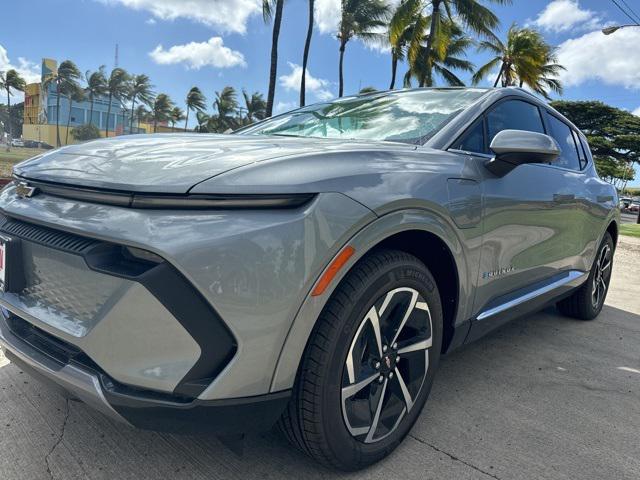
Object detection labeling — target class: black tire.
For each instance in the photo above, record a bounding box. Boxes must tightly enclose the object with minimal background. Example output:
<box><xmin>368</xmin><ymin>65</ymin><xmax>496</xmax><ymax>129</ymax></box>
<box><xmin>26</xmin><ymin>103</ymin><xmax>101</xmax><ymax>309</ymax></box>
<box><xmin>278</xmin><ymin>249</ymin><xmax>443</xmax><ymax>470</ymax></box>
<box><xmin>556</xmin><ymin>232</ymin><xmax>614</xmax><ymax>320</ymax></box>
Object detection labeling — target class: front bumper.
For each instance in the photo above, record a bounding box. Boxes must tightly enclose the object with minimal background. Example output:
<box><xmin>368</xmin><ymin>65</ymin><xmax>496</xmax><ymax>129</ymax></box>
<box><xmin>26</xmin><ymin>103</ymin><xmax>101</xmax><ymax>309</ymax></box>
<box><xmin>0</xmin><ymin>312</ymin><xmax>290</xmax><ymax>434</ymax></box>
<box><xmin>0</xmin><ymin>185</ymin><xmax>373</xmax><ymax>400</ymax></box>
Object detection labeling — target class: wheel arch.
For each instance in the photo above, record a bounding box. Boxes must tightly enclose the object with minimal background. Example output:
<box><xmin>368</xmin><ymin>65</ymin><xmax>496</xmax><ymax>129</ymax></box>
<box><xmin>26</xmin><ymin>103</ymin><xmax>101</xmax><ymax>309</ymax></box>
<box><xmin>270</xmin><ymin>209</ymin><xmax>471</xmax><ymax>393</ymax></box>
<box><xmin>369</xmin><ymin>230</ymin><xmax>459</xmax><ymax>354</ymax></box>
<box><xmin>606</xmin><ymin>219</ymin><xmax>618</xmax><ymax>248</ymax></box>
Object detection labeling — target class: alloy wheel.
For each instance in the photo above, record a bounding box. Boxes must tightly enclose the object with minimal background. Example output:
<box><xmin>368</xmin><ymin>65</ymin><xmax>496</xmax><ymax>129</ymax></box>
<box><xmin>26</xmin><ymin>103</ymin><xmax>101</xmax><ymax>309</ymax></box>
<box><xmin>341</xmin><ymin>287</ymin><xmax>432</xmax><ymax>444</ymax></box>
<box><xmin>591</xmin><ymin>243</ymin><xmax>612</xmax><ymax>309</ymax></box>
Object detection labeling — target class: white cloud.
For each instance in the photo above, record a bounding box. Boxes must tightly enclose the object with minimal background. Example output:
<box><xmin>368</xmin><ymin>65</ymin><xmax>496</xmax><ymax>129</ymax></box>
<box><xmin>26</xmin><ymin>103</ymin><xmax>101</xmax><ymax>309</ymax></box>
<box><xmin>274</xmin><ymin>101</ymin><xmax>297</xmax><ymax>113</ymax></box>
<box><xmin>145</xmin><ymin>17</ymin><xmax>156</xmax><ymax>25</ymax></box>
<box><xmin>98</xmin><ymin>0</ymin><xmax>261</xmax><ymax>34</ymax></box>
<box><xmin>315</xmin><ymin>0</ymin><xmax>341</xmax><ymax>34</ymax></box>
<box><xmin>0</xmin><ymin>44</ymin><xmax>40</xmax><ymax>101</ymax></box>
<box><xmin>532</xmin><ymin>0</ymin><xmax>600</xmax><ymax>33</ymax></box>
<box><xmin>149</xmin><ymin>37</ymin><xmax>246</xmax><ymax>70</ymax></box>
<box><xmin>633</xmin><ymin>106</ymin><xmax>640</xmax><ymax>116</ymax></box>
<box><xmin>556</xmin><ymin>28</ymin><xmax>640</xmax><ymax>89</ymax></box>
<box><xmin>279</xmin><ymin>62</ymin><xmax>334</xmax><ymax>100</ymax></box>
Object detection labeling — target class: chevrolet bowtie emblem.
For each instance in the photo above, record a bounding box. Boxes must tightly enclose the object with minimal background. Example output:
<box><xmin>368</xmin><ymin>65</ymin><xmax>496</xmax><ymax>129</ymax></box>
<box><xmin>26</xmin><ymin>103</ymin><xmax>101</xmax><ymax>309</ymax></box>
<box><xmin>15</xmin><ymin>182</ymin><xmax>38</xmax><ymax>199</ymax></box>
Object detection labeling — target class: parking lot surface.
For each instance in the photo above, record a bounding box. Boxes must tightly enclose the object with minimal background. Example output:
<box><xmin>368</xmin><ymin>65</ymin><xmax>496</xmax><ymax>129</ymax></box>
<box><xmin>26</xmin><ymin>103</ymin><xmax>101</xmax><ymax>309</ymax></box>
<box><xmin>1</xmin><ymin>237</ymin><xmax>639</xmax><ymax>480</ymax></box>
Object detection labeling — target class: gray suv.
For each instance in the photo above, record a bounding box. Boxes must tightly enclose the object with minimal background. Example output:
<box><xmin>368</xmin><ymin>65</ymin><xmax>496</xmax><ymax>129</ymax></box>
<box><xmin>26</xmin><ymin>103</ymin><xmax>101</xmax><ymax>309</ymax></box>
<box><xmin>0</xmin><ymin>88</ymin><xmax>619</xmax><ymax>470</ymax></box>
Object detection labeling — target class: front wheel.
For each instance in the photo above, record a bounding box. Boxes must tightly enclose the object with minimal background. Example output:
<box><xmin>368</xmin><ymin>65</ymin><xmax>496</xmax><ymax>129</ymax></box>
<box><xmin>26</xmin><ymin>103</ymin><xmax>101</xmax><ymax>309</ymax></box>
<box><xmin>278</xmin><ymin>249</ymin><xmax>443</xmax><ymax>470</ymax></box>
<box><xmin>557</xmin><ymin>232</ymin><xmax>614</xmax><ymax>320</ymax></box>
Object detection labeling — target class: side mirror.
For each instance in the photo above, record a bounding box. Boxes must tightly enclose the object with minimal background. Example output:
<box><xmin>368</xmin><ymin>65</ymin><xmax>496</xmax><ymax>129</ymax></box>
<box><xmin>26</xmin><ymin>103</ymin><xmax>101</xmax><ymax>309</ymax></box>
<box><xmin>485</xmin><ymin>129</ymin><xmax>560</xmax><ymax>176</ymax></box>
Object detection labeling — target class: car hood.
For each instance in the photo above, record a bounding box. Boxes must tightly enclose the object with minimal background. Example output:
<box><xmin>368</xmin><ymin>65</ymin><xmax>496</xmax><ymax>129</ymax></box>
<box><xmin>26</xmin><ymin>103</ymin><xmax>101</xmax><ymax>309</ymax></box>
<box><xmin>14</xmin><ymin>133</ymin><xmax>414</xmax><ymax>194</ymax></box>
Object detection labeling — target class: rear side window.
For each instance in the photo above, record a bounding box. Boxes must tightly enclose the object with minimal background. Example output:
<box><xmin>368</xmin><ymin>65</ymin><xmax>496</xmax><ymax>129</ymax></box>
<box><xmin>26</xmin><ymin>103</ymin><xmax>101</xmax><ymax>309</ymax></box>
<box><xmin>545</xmin><ymin>113</ymin><xmax>581</xmax><ymax>170</ymax></box>
<box><xmin>578</xmin><ymin>134</ymin><xmax>592</xmax><ymax>168</ymax></box>
<box><xmin>572</xmin><ymin>130</ymin><xmax>588</xmax><ymax>169</ymax></box>
<box><xmin>453</xmin><ymin>120</ymin><xmax>485</xmax><ymax>154</ymax></box>
<box><xmin>487</xmin><ymin>100</ymin><xmax>545</xmax><ymax>144</ymax></box>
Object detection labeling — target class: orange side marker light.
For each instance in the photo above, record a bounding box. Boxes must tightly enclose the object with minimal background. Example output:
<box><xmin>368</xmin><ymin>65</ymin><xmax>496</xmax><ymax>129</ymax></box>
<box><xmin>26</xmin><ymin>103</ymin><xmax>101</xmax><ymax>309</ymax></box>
<box><xmin>311</xmin><ymin>246</ymin><xmax>355</xmax><ymax>297</ymax></box>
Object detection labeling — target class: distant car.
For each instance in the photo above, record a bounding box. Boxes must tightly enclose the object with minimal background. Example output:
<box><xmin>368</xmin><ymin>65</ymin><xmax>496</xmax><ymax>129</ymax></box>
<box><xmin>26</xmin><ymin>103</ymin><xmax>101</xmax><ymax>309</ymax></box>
<box><xmin>0</xmin><ymin>87</ymin><xmax>620</xmax><ymax>470</ymax></box>
<box><xmin>628</xmin><ymin>202</ymin><xmax>640</xmax><ymax>213</ymax></box>
<box><xmin>620</xmin><ymin>197</ymin><xmax>632</xmax><ymax>209</ymax></box>
<box><xmin>10</xmin><ymin>138</ymin><xmax>24</xmax><ymax>147</ymax></box>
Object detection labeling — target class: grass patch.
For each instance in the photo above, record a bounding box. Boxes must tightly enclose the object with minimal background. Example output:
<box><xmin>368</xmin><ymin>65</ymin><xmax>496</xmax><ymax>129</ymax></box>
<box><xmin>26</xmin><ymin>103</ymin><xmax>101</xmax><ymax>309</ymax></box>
<box><xmin>620</xmin><ymin>223</ymin><xmax>640</xmax><ymax>238</ymax></box>
<box><xmin>0</xmin><ymin>147</ymin><xmax>46</xmax><ymax>177</ymax></box>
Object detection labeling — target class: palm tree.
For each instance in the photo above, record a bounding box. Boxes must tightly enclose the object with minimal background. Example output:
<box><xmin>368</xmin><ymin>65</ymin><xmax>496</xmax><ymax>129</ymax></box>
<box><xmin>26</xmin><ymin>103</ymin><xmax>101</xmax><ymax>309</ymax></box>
<box><xmin>151</xmin><ymin>94</ymin><xmax>174</xmax><ymax>133</ymax></box>
<box><xmin>128</xmin><ymin>74</ymin><xmax>154</xmax><ymax>133</ymax></box>
<box><xmin>214</xmin><ymin>86</ymin><xmax>239</xmax><ymax>132</ymax></box>
<box><xmin>242</xmin><ymin>90</ymin><xmax>267</xmax><ymax>124</ymax></box>
<box><xmin>300</xmin><ymin>0</ymin><xmax>314</xmax><ymax>106</ymax></box>
<box><xmin>338</xmin><ymin>0</ymin><xmax>390</xmax><ymax>97</ymax></box>
<box><xmin>105</xmin><ymin>67</ymin><xmax>129</xmax><ymax>138</ymax></box>
<box><xmin>263</xmin><ymin>0</ymin><xmax>285</xmax><ymax>117</ymax></box>
<box><xmin>359</xmin><ymin>86</ymin><xmax>378</xmax><ymax>94</ymax></box>
<box><xmin>402</xmin><ymin>0</ymin><xmax>510</xmax><ymax>91</ymax></box>
<box><xmin>472</xmin><ymin>24</ymin><xmax>565</xmax><ymax>99</ymax></box>
<box><xmin>387</xmin><ymin>0</ymin><xmax>424</xmax><ymax>89</ymax></box>
<box><xmin>134</xmin><ymin>104</ymin><xmax>150</xmax><ymax>132</ymax></box>
<box><xmin>42</xmin><ymin>60</ymin><xmax>82</xmax><ymax>147</ymax></box>
<box><xmin>64</xmin><ymin>84</ymin><xmax>85</xmax><ymax>145</ymax></box>
<box><xmin>84</xmin><ymin>66</ymin><xmax>107</xmax><ymax>128</ymax></box>
<box><xmin>0</xmin><ymin>69</ymin><xmax>26</xmax><ymax>149</ymax></box>
<box><xmin>184</xmin><ymin>87</ymin><xmax>207</xmax><ymax>132</ymax></box>
<box><xmin>404</xmin><ymin>21</ymin><xmax>475</xmax><ymax>87</ymax></box>
<box><xmin>170</xmin><ymin>106</ymin><xmax>186</xmax><ymax>129</ymax></box>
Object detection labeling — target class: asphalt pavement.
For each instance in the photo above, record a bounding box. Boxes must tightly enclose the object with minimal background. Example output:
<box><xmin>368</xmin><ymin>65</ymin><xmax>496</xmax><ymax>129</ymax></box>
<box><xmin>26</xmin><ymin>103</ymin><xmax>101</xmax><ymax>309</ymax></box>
<box><xmin>1</xmin><ymin>237</ymin><xmax>639</xmax><ymax>480</ymax></box>
<box><xmin>621</xmin><ymin>211</ymin><xmax>638</xmax><ymax>224</ymax></box>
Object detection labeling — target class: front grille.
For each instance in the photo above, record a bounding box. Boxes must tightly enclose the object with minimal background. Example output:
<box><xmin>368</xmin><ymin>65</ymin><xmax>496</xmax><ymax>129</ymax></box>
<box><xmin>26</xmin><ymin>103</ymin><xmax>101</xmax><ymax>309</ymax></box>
<box><xmin>0</xmin><ymin>216</ymin><xmax>97</xmax><ymax>254</ymax></box>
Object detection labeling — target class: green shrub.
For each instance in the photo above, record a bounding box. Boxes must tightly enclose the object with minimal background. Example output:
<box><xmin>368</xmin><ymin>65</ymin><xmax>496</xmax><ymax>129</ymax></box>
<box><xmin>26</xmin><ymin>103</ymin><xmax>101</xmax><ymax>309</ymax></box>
<box><xmin>71</xmin><ymin>124</ymin><xmax>101</xmax><ymax>142</ymax></box>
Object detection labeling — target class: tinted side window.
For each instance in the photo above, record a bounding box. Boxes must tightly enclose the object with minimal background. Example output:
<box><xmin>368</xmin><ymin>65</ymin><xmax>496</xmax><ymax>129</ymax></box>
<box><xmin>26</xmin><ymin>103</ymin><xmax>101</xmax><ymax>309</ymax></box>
<box><xmin>487</xmin><ymin>100</ymin><xmax>545</xmax><ymax>144</ymax></box>
<box><xmin>545</xmin><ymin>114</ymin><xmax>581</xmax><ymax>170</ymax></box>
<box><xmin>578</xmin><ymin>134</ymin><xmax>592</xmax><ymax>168</ymax></box>
<box><xmin>572</xmin><ymin>130</ymin><xmax>587</xmax><ymax>170</ymax></box>
<box><xmin>454</xmin><ymin>120</ymin><xmax>485</xmax><ymax>154</ymax></box>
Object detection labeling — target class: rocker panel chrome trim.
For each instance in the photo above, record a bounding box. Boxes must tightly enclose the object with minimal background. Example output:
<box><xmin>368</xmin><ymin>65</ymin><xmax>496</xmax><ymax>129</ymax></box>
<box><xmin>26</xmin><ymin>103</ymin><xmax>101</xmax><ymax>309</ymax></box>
<box><xmin>476</xmin><ymin>270</ymin><xmax>588</xmax><ymax>321</ymax></box>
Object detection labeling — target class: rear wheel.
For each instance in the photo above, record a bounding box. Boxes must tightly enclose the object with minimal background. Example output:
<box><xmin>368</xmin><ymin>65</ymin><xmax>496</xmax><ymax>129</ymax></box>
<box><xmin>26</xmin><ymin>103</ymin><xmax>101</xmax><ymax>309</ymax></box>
<box><xmin>278</xmin><ymin>249</ymin><xmax>443</xmax><ymax>470</ymax></box>
<box><xmin>557</xmin><ymin>232</ymin><xmax>614</xmax><ymax>320</ymax></box>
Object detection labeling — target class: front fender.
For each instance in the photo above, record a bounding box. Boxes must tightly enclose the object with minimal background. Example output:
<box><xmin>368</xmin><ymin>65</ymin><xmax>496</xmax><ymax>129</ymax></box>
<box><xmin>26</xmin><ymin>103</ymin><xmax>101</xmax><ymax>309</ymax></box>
<box><xmin>269</xmin><ymin>207</ymin><xmax>473</xmax><ymax>392</ymax></box>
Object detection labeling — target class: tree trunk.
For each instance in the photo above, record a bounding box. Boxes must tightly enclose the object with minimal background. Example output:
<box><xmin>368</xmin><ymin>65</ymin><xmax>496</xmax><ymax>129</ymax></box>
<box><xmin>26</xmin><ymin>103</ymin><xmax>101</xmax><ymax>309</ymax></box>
<box><xmin>493</xmin><ymin>64</ymin><xmax>503</xmax><ymax>87</ymax></box>
<box><xmin>89</xmin><ymin>96</ymin><xmax>95</xmax><ymax>128</ymax></box>
<box><xmin>55</xmin><ymin>84</ymin><xmax>61</xmax><ymax>147</ymax></box>
<box><xmin>65</xmin><ymin>96</ymin><xmax>73</xmax><ymax>145</ymax></box>
<box><xmin>423</xmin><ymin>0</ymin><xmax>440</xmax><ymax>88</ymax></box>
<box><xmin>389</xmin><ymin>53</ymin><xmax>398</xmax><ymax>90</ymax></box>
<box><xmin>6</xmin><ymin>87</ymin><xmax>11</xmax><ymax>151</ymax></box>
<box><xmin>129</xmin><ymin>96</ymin><xmax>137</xmax><ymax>133</ymax></box>
<box><xmin>266</xmin><ymin>0</ymin><xmax>284</xmax><ymax>117</ymax></box>
<box><xmin>105</xmin><ymin>92</ymin><xmax>113</xmax><ymax>138</ymax></box>
<box><xmin>153</xmin><ymin>118</ymin><xmax>157</xmax><ymax>133</ymax></box>
<box><xmin>300</xmin><ymin>0</ymin><xmax>314</xmax><ymax>107</ymax></box>
<box><xmin>338</xmin><ymin>40</ymin><xmax>346</xmax><ymax>97</ymax></box>
<box><xmin>184</xmin><ymin>108</ymin><xmax>190</xmax><ymax>132</ymax></box>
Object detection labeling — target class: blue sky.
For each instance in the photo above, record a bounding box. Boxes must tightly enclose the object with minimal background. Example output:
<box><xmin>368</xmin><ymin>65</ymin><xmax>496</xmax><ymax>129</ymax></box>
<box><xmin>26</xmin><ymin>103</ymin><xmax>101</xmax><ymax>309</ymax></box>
<box><xmin>2</xmin><ymin>0</ymin><xmax>640</xmax><ymax>184</ymax></box>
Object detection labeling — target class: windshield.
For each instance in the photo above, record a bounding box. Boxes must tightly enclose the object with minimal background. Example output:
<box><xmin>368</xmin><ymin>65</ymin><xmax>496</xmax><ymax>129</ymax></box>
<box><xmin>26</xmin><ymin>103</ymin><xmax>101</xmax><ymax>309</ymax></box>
<box><xmin>238</xmin><ymin>88</ymin><xmax>487</xmax><ymax>145</ymax></box>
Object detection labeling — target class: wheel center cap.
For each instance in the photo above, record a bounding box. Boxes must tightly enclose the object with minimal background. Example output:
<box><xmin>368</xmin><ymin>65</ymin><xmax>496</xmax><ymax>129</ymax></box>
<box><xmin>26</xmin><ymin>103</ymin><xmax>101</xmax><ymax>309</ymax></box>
<box><xmin>379</xmin><ymin>353</ymin><xmax>396</xmax><ymax>375</ymax></box>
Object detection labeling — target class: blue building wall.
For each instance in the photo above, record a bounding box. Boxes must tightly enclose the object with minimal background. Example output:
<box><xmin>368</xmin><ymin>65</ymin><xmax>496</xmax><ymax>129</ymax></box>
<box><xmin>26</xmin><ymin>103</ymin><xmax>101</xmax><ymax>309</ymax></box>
<box><xmin>45</xmin><ymin>84</ymin><xmax>141</xmax><ymax>134</ymax></box>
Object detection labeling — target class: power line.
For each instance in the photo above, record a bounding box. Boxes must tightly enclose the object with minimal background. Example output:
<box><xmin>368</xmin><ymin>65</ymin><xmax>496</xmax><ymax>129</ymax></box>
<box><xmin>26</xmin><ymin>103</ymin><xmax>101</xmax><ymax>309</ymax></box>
<box><xmin>618</xmin><ymin>0</ymin><xmax>640</xmax><ymax>24</ymax></box>
<box><xmin>610</xmin><ymin>0</ymin><xmax>640</xmax><ymax>25</ymax></box>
